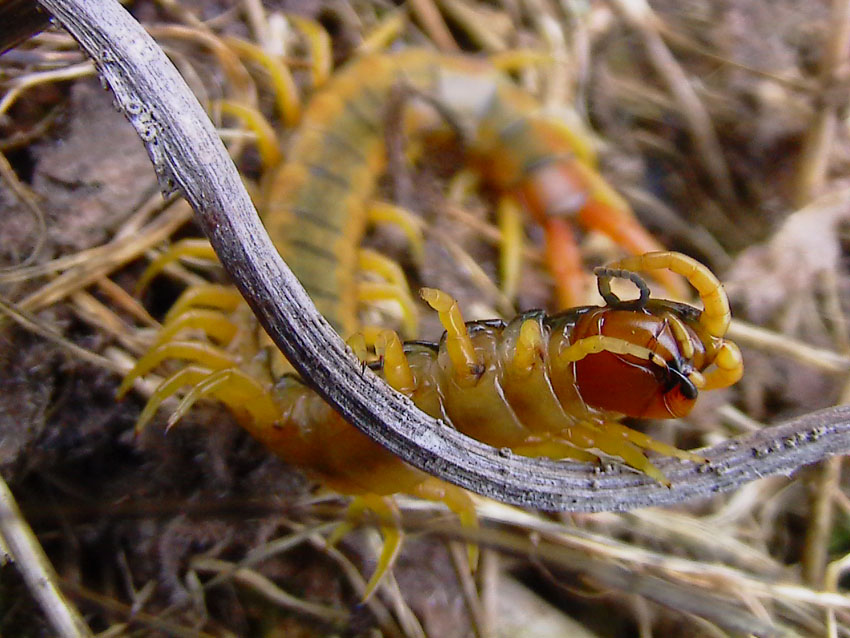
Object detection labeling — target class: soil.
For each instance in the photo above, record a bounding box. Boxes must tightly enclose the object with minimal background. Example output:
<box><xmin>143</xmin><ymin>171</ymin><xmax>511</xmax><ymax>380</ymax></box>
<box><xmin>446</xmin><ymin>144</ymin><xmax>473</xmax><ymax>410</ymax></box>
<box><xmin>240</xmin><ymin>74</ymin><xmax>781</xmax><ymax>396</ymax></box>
<box><xmin>1</xmin><ymin>1</ymin><xmax>849</xmax><ymax>636</ymax></box>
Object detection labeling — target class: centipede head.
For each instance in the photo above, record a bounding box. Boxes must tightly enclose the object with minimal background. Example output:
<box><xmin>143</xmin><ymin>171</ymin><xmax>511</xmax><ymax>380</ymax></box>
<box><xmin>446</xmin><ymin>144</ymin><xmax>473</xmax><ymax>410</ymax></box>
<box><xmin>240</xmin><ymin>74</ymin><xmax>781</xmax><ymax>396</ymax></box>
<box><xmin>571</xmin><ymin>301</ymin><xmax>709</xmax><ymax>419</ymax></box>
<box><xmin>570</xmin><ymin>253</ymin><xmax>743</xmax><ymax>419</ymax></box>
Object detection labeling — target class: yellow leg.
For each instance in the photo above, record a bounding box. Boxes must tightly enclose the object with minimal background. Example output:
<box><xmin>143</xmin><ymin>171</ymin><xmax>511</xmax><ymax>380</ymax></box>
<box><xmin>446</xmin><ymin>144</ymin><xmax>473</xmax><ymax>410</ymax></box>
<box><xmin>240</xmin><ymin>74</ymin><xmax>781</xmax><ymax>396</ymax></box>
<box><xmin>354</xmin><ymin>325</ymin><xmax>387</xmax><ymax>353</ymax></box>
<box><xmin>117</xmin><ymin>340</ymin><xmax>238</xmax><ymax>398</ymax></box>
<box><xmin>358</xmin><ymin>9</ymin><xmax>406</xmax><ymax>54</ymax></box>
<box><xmin>133</xmin><ymin>363</ymin><xmax>277</xmax><ymax>434</ymax></box>
<box><xmin>166</xmin><ymin>367</ymin><xmax>279</xmax><ymax>430</ymax></box>
<box><xmin>665</xmin><ymin>313</ymin><xmax>695</xmax><ymax>359</ymax></box>
<box><xmin>164</xmin><ymin>284</ymin><xmax>244</xmax><ymax>323</ymax></box>
<box><xmin>287</xmin><ymin>15</ymin><xmax>332</xmax><ymax>87</ymax></box>
<box><xmin>599</xmin><ymin>420</ymin><xmax>705</xmax><ymax>464</ymax></box>
<box><xmin>447</xmin><ymin>169</ymin><xmax>480</xmax><ymax>204</ymax></box>
<box><xmin>223</xmin><ymin>35</ymin><xmax>301</xmax><ymax>126</ymax></box>
<box><xmin>358</xmin><ymin>248</ymin><xmax>414</xmax><ymax>296</ymax></box>
<box><xmin>702</xmin><ymin>341</ymin><xmax>744</xmax><ymax>390</ymax></box>
<box><xmin>558</xmin><ymin>420</ymin><xmax>670</xmax><ymax>486</ymax></box>
<box><xmin>153</xmin><ymin>309</ymin><xmax>239</xmax><ymax>348</ymax></box>
<box><xmin>420</xmin><ymin>287</ymin><xmax>482</xmax><ymax>387</ymax></box>
<box><xmin>497</xmin><ymin>197</ymin><xmax>524</xmax><ymax>303</ymax></box>
<box><xmin>358</xmin><ymin>249</ymin><xmax>418</xmax><ymax>339</ymax></box>
<box><xmin>412</xmin><ymin>478</ymin><xmax>479</xmax><ymax>571</ymax></box>
<box><xmin>488</xmin><ymin>49</ymin><xmax>552</xmax><ymax>73</ymax></box>
<box><xmin>326</xmin><ymin>512</ymin><xmax>356</xmax><ymax>549</ymax></box>
<box><xmin>509</xmin><ymin>318</ymin><xmax>545</xmax><ymax>377</ymax></box>
<box><xmin>366</xmin><ymin>201</ymin><xmax>425</xmax><ymax>263</ymax></box>
<box><xmin>363</xmin><ymin>496</ymin><xmax>402</xmax><ymax>601</ymax></box>
<box><xmin>375</xmin><ymin>330</ymin><xmax>415</xmax><ymax>395</ymax></box>
<box><xmin>556</xmin><ymin>334</ymin><xmax>667</xmax><ymax>369</ymax></box>
<box><xmin>512</xmin><ymin>438</ymin><xmax>599</xmax><ymax>463</ymax></box>
<box><xmin>537</xmin><ymin>114</ymin><xmax>597</xmax><ymax>166</ymax></box>
<box><xmin>357</xmin><ymin>281</ymin><xmax>418</xmax><ymax>339</ymax></box>
<box><xmin>217</xmin><ymin>99</ymin><xmax>283</xmax><ymax>170</ymax></box>
<box><xmin>136</xmin><ymin>239</ymin><xmax>219</xmax><ymax>294</ymax></box>
<box><xmin>133</xmin><ymin>365</ymin><xmax>214</xmax><ymax>434</ymax></box>
<box><xmin>328</xmin><ymin>495</ymin><xmax>402</xmax><ymax>601</ymax></box>
<box><xmin>346</xmin><ymin>333</ymin><xmax>369</xmax><ymax>363</ymax></box>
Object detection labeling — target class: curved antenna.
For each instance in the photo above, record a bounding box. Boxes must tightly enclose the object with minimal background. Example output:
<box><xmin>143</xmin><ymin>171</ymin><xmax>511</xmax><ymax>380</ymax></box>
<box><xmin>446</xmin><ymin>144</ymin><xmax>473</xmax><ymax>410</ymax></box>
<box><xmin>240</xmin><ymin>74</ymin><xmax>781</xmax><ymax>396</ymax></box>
<box><xmin>602</xmin><ymin>252</ymin><xmax>731</xmax><ymax>338</ymax></box>
<box><xmin>593</xmin><ymin>267</ymin><xmax>651</xmax><ymax>309</ymax></box>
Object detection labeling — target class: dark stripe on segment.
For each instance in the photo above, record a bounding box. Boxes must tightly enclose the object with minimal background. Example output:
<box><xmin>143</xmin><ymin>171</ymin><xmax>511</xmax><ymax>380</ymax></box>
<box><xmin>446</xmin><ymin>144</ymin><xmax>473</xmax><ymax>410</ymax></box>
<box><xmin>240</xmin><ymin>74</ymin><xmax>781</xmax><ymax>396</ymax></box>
<box><xmin>289</xmin><ymin>206</ymin><xmax>344</xmax><ymax>234</ymax></box>
<box><xmin>297</xmin><ymin>279</ymin><xmax>346</xmax><ymax>334</ymax></box>
<box><xmin>316</xmin><ymin>128</ymin><xmax>368</xmax><ymax>164</ymax></box>
<box><xmin>305</xmin><ymin>163</ymin><xmax>350</xmax><ymax>190</ymax></box>
<box><xmin>521</xmin><ymin>152</ymin><xmax>577</xmax><ymax>179</ymax></box>
<box><xmin>543</xmin><ymin>306</ymin><xmax>593</xmax><ymax>333</ymax></box>
<box><xmin>290</xmin><ymin>260</ymin><xmax>342</xmax><ymax>297</ymax></box>
<box><xmin>403</xmin><ymin>340</ymin><xmax>440</xmax><ymax>353</ymax></box>
<box><xmin>469</xmin><ymin>318</ymin><xmax>509</xmax><ymax>332</ymax></box>
<box><xmin>344</xmin><ymin>96</ymin><xmax>382</xmax><ymax>134</ymax></box>
<box><xmin>292</xmin><ymin>185</ymin><xmax>361</xmax><ymax>232</ymax></box>
<box><xmin>288</xmin><ymin>237</ymin><xmax>339</xmax><ymax>262</ymax></box>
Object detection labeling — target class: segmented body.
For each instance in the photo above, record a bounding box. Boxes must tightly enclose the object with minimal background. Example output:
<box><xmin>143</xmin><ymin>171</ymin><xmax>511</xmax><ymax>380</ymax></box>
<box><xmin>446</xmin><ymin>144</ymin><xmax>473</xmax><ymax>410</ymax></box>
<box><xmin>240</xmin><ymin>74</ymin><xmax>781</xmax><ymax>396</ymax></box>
<box><xmin>126</xmin><ymin>47</ymin><xmax>745</xmax><ymax>501</ymax></box>
<box><xmin>261</xmin><ymin>301</ymin><xmax>701</xmax><ymax>488</ymax></box>
<box><xmin>125</xmin><ymin>251</ymin><xmax>742</xmax><ymax>488</ymax></box>
<box><xmin>123</xmin><ymin>249</ymin><xmax>741</xmax><ymax>593</ymax></box>
<box><xmin>265</xmin><ymin>49</ymin><xmax>669</xmax><ymax>336</ymax></box>
<box><xmin>123</xmin><ymin>43</ymin><xmax>743</xmax><ymax>594</ymax></box>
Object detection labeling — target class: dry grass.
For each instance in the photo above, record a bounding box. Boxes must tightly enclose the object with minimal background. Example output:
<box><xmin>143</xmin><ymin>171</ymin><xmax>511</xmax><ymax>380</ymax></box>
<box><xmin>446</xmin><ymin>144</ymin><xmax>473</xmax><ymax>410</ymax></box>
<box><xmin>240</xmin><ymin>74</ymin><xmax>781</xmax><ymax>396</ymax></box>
<box><xmin>1</xmin><ymin>0</ymin><xmax>849</xmax><ymax>636</ymax></box>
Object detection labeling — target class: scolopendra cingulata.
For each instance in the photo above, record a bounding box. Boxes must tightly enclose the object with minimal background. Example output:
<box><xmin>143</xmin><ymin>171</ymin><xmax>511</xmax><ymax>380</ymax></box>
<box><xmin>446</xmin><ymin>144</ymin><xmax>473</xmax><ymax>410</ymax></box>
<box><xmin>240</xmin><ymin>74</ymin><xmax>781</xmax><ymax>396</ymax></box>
<box><xmin>120</xmin><ymin>249</ymin><xmax>742</xmax><ymax>596</ymax></box>
<box><xmin>118</xmin><ymin>19</ymin><xmax>743</xmax><ymax>596</ymax></box>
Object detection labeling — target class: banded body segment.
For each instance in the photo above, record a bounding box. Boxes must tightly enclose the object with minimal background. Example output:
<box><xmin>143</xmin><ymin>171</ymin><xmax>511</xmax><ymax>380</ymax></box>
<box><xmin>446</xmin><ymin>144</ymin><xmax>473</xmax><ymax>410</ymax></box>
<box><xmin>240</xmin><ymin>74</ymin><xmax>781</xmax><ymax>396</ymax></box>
<box><xmin>259</xmin><ymin>378</ymin><xmax>431</xmax><ymax>496</ymax></box>
<box><xmin>124</xmin><ymin>252</ymin><xmax>740</xmax><ymax>534</ymax></box>
<box><xmin>262</xmin><ymin>55</ymin><xmax>398</xmax><ymax>336</ymax></box>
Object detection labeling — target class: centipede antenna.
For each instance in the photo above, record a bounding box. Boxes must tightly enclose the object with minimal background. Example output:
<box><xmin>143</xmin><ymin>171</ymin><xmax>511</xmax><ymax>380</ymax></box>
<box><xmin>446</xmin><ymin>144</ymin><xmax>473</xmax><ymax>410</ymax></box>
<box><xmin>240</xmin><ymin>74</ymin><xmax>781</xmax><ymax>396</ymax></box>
<box><xmin>604</xmin><ymin>252</ymin><xmax>731</xmax><ymax>338</ymax></box>
<box><xmin>594</xmin><ymin>267</ymin><xmax>651</xmax><ymax>309</ymax></box>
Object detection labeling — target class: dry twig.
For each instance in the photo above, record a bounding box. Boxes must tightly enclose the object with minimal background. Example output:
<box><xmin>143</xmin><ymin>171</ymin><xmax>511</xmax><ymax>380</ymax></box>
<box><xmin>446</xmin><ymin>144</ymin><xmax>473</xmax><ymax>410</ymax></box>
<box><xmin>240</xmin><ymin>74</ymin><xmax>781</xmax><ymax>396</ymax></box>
<box><xmin>0</xmin><ymin>475</ymin><xmax>93</xmax><ymax>638</ymax></box>
<box><xmin>793</xmin><ymin>0</ymin><xmax>850</xmax><ymax>205</ymax></box>
<box><xmin>607</xmin><ymin>0</ymin><xmax>738</xmax><ymax>208</ymax></box>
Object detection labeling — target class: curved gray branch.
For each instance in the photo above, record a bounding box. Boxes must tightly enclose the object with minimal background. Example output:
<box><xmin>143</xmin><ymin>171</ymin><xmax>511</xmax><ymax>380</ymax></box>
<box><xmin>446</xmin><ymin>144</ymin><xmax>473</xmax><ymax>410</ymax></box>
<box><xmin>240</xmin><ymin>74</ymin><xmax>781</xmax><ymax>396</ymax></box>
<box><xmin>36</xmin><ymin>0</ymin><xmax>850</xmax><ymax>511</ymax></box>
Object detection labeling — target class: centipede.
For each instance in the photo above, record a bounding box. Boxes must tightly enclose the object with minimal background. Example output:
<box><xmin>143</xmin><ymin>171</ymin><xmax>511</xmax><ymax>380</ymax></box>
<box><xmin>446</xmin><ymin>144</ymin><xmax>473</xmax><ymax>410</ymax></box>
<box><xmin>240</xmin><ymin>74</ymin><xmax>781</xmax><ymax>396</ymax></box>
<box><xmin>123</xmin><ymin>24</ymin><xmax>742</xmax><ymax>597</ymax></box>
<box><xmin>121</xmin><ymin>248</ymin><xmax>742</xmax><ymax>595</ymax></box>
